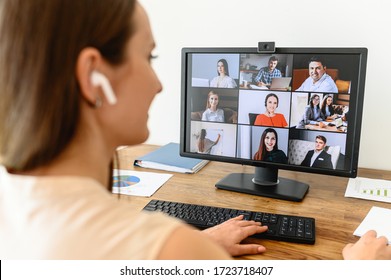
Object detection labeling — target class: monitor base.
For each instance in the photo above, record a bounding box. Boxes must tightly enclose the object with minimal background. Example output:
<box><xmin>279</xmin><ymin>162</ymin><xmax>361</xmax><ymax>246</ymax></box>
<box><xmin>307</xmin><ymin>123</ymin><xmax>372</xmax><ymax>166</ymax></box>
<box><xmin>215</xmin><ymin>173</ymin><xmax>309</xmax><ymax>202</ymax></box>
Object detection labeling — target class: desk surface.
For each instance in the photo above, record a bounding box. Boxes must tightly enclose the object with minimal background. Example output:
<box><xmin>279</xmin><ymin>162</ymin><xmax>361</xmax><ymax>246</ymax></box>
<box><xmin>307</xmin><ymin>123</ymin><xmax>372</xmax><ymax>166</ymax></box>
<box><xmin>115</xmin><ymin>144</ymin><xmax>391</xmax><ymax>260</ymax></box>
<box><xmin>305</xmin><ymin>123</ymin><xmax>347</xmax><ymax>133</ymax></box>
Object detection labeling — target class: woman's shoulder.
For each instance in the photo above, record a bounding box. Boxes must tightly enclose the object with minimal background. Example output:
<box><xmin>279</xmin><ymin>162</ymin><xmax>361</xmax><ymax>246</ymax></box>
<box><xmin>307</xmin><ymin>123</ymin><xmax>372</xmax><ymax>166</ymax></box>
<box><xmin>257</xmin><ymin>113</ymin><xmax>268</xmax><ymax>118</ymax></box>
<box><xmin>1</xmin><ymin>174</ymin><xmax>187</xmax><ymax>259</ymax></box>
<box><xmin>254</xmin><ymin>113</ymin><xmax>267</xmax><ymax>123</ymax></box>
<box><xmin>273</xmin><ymin>149</ymin><xmax>288</xmax><ymax>162</ymax></box>
<box><xmin>304</xmin><ymin>105</ymin><xmax>313</xmax><ymax>111</ymax></box>
<box><xmin>274</xmin><ymin>149</ymin><xmax>286</xmax><ymax>155</ymax></box>
<box><xmin>224</xmin><ymin>76</ymin><xmax>237</xmax><ymax>85</ymax></box>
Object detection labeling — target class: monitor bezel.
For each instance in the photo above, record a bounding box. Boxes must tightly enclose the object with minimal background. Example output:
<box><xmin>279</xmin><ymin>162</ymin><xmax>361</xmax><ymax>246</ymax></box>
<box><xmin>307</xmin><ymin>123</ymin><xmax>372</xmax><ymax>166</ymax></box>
<box><xmin>180</xmin><ymin>47</ymin><xmax>368</xmax><ymax>178</ymax></box>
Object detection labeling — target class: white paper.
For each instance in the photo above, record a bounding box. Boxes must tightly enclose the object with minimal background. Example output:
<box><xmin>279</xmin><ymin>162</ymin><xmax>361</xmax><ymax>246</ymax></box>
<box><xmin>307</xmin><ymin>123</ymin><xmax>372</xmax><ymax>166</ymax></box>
<box><xmin>249</xmin><ymin>84</ymin><xmax>268</xmax><ymax>90</ymax></box>
<box><xmin>344</xmin><ymin>177</ymin><xmax>391</xmax><ymax>203</ymax></box>
<box><xmin>354</xmin><ymin>206</ymin><xmax>391</xmax><ymax>244</ymax></box>
<box><xmin>111</xmin><ymin>169</ymin><xmax>172</xmax><ymax>197</ymax></box>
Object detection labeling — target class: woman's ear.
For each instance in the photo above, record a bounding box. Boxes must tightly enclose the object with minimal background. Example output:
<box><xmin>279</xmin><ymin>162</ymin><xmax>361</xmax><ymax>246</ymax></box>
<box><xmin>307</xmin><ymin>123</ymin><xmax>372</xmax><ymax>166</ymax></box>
<box><xmin>75</xmin><ymin>47</ymin><xmax>102</xmax><ymax>106</ymax></box>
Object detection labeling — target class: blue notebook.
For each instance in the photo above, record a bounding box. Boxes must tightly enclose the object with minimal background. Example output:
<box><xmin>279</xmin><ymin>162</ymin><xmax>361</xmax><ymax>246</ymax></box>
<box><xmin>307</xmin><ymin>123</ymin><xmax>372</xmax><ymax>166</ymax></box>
<box><xmin>134</xmin><ymin>143</ymin><xmax>209</xmax><ymax>174</ymax></box>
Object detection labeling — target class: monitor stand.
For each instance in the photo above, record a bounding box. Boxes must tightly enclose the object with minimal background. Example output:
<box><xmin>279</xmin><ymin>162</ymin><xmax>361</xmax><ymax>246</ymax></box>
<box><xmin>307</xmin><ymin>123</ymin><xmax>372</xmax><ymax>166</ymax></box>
<box><xmin>215</xmin><ymin>166</ymin><xmax>309</xmax><ymax>202</ymax></box>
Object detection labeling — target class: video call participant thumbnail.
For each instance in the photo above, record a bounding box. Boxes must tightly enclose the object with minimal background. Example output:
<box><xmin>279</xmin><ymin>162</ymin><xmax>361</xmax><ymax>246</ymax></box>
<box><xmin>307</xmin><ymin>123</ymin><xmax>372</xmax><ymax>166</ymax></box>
<box><xmin>254</xmin><ymin>93</ymin><xmax>288</xmax><ymax>128</ymax></box>
<box><xmin>253</xmin><ymin>128</ymin><xmax>287</xmax><ymax>164</ymax></box>
<box><xmin>253</xmin><ymin>56</ymin><xmax>282</xmax><ymax>87</ymax></box>
<box><xmin>202</xmin><ymin>90</ymin><xmax>225</xmax><ymax>122</ymax></box>
<box><xmin>300</xmin><ymin>135</ymin><xmax>333</xmax><ymax>169</ymax></box>
<box><xmin>210</xmin><ymin>59</ymin><xmax>237</xmax><ymax>88</ymax></box>
<box><xmin>296</xmin><ymin>56</ymin><xmax>338</xmax><ymax>93</ymax></box>
<box><xmin>196</xmin><ymin>129</ymin><xmax>220</xmax><ymax>154</ymax></box>
<box><xmin>296</xmin><ymin>94</ymin><xmax>325</xmax><ymax>129</ymax></box>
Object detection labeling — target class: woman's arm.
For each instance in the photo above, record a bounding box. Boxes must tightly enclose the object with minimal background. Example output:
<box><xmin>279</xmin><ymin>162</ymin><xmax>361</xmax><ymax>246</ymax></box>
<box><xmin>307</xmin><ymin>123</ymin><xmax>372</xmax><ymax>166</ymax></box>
<box><xmin>303</xmin><ymin>106</ymin><xmax>314</xmax><ymax>125</ymax></box>
<box><xmin>229</xmin><ymin>77</ymin><xmax>237</xmax><ymax>88</ymax></box>
<box><xmin>201</xmin><ymin>110</ymin><xmax>208</xmax><ymax>121</ymax></box>
<box><xmin>157</xmin><ymin>224</ymin><xmax>231</xmax><ymax>259</ymax></box>
<box><xmin>214</xmin><ymin>134</ymin><xmax>221</xmax><ymax>144</ymax></box>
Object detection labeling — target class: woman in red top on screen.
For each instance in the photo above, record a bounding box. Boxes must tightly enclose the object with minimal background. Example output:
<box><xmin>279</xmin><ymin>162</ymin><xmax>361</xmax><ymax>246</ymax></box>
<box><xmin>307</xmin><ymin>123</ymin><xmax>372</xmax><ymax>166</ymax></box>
<box><xmin>254</xmin><ymin>93</ymin><xmax>288</xmax><ymax>127</ymax></box>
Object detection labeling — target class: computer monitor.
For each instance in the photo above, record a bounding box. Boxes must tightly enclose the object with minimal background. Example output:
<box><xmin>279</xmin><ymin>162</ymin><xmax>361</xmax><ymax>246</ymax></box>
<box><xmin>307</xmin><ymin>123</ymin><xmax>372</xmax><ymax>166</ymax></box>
<box><xmin>180</xmin><ymin>47</ymin><xmax>367</xmax><ymax>201</ymax></box>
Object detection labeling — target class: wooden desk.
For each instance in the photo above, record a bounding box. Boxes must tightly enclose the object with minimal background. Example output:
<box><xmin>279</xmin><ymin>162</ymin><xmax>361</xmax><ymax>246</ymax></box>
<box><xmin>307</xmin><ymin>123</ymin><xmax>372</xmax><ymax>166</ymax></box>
<box><xmin>115</xmin><ymin>144</ymin><xmax>391</xmax><ymax>260</ymax></box>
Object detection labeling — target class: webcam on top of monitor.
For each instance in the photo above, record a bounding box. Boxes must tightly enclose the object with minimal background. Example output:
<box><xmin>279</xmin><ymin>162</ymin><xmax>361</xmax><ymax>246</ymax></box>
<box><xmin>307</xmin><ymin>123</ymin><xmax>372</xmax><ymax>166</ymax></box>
<box><xmin>257</xmin><ymin>42</ymin><xmax>275</xmax><ymax>53</ymax></box>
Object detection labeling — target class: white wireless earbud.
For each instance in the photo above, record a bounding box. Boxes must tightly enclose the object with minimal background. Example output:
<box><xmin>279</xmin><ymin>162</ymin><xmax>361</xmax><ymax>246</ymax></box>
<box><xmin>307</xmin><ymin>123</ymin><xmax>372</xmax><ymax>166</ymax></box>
<box><xmin>91</xmin><ymin>71</ymin><xmax>117</xmax><ymax>105</ymax></box>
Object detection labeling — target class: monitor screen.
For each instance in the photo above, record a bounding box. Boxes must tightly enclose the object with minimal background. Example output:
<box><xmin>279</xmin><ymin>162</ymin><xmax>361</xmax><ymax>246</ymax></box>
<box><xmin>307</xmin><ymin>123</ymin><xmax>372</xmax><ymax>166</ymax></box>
<box><xmin>180</xmin><ymin>47</ymin><xmax>367</xmax><ymax>201</ymax></box>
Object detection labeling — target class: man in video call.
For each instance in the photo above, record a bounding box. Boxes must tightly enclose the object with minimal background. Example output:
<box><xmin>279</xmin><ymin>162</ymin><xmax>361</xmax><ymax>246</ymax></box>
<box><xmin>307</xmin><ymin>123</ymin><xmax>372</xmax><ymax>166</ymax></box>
<box><xmin>253</xmin><ymin>56</ymin><xmax>282</xmax><ymax>87</ymax></box>
<box><xmin>296</xmin><ymin>56</ymin><xmax>338</xmax><ymax>93</ymax></box>
<box><xmin>301</xmin><ymin>135</ymin><xmax>333</xmax><ymax>169</ymax></box>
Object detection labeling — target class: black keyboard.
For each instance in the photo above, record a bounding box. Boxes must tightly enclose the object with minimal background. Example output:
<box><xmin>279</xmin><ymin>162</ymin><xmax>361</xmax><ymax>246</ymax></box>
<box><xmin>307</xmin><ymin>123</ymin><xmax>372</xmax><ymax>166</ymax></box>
<box><xmin>143</xmin><ymin>199</ymin><xmax>315</xmax><ymax>244</ymax></box>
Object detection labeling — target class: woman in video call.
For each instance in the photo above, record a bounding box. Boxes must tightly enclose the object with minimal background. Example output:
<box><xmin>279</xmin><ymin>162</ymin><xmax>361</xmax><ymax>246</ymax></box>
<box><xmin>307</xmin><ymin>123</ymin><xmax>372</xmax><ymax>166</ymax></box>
<box><xmin>321</xmin><ymin>94</ymin><xmax>339</xmax><ymax>119</ymax></box>
<box><xmin>254</xmin><ymin>93</ymin><xmax>288</xmax><ymax>127</ymax></box>
<box><xmin>202</xmin><ymin>90</ymin><xmax>225</xmax><ymax>122</ymax></box>
<box><xmin>0</xmin><ymin>0</ymin><xmax>389</xmax><ymax>260</ymax></box>
<box><xmin>297</xmin><ymin>94</ymin><xmax>325</xmax><ymax>128</ymax></box>
<box><xmin>209</xmin><ymin>58</ymin><xmax>237</xmax><ymax>88</ymax></box>
<box><xmin>253</xmin><ymin>128</ymin><xmax>288</xmax><ymax>164</ymax></box>
<box><xmin>197</xmin><ymin>129</ymin><xmax>221</xmax><ymax>154</ymax></box>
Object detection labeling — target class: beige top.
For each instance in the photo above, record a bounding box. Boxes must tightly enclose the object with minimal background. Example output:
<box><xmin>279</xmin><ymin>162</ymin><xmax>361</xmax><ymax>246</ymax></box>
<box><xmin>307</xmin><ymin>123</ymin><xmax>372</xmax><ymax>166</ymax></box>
<box><xmin>0</xmin><ymin>166</ymin><xmax>182</xmax><ymax>259</ymax></box>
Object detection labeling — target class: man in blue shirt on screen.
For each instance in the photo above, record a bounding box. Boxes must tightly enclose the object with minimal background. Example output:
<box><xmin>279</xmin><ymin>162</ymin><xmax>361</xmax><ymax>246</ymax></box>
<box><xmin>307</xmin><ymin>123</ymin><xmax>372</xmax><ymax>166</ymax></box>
<box><xmin>253</xmin><ymin>56</ymin><xmax>282</xmax><ymax>87</ymax></box>
<box><xmin>296</xmin><ymin>56</ymin><xmax>338</xmax><ymax>93</ymax></box>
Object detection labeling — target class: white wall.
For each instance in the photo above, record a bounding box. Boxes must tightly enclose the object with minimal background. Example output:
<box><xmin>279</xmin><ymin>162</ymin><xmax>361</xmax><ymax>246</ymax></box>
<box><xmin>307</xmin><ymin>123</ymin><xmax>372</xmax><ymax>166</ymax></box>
<box><xmin>140</xmin><ymin>0</ymin><xmax>391</xmax><ymax>171</ymax></box>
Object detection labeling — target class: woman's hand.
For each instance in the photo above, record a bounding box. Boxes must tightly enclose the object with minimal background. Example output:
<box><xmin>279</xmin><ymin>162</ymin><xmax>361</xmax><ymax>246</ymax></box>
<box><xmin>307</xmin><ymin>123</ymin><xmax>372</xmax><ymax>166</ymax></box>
<box><xmin>342</xmin><ymin>230</ymin><xmax>391</xmax><ymax>260</ymax></box>
<box><xmin>202</xmin><ymin>215</ymin><xmax>268</xmax><ymax>256</ymax></box>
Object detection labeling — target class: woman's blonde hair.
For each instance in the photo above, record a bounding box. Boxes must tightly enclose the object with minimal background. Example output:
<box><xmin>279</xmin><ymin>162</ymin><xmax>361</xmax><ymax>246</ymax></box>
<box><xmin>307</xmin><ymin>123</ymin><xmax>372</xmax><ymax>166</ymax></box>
<box><xmin>0</xmin><ymin>0</ymin><xmax>136</xmax><ymax>171</ymax></box>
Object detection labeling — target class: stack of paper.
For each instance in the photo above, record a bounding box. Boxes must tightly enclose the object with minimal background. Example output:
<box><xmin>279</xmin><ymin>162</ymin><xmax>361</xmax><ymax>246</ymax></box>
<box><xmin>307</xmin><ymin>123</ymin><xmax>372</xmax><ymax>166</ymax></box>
<box><xmin>345</xmin><ymin>177</ymin><xmax>391</xmax><ymax>203</ymax></box>
<box><xmin>112</xmin><ymin>169</ymin><xmax>172</xmax><ymax>197</ymax></box>
<box><xmin>353</xmin><ymin>206</ymin><xmax>391</xmax><ymax>244</ymax></box>
<box><xmin>134</xmin><ymin>142</ymin><xmax>209</xmax><ymax>174</ymax></box>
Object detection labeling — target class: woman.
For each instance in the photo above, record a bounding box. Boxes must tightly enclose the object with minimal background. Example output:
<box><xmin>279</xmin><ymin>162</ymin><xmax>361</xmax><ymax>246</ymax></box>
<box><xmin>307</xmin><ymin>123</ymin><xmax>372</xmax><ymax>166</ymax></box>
<box><xmin>253</xmin><ymin>128</ymin><xmax>287</xmax><ymax>164</ymax></box>
<box><xmin>0</xmin><ymin>0</ymin><xmax>267</xmax><ymax>259</ymax></box>
<box><xmin>321</xmin><ymin>94</ymin><xmax>338</xmax><ymax>119</ymax></box>
<box><xmin>197</xmin><ymin>129</ymin><xmax>220</xmax><ymax>154</ymax></box>
<box><xmin>296</xmin><ymin>94</ymin><xmax>325</xmax><ymax>128</ymax></box>
<box><xmin>0</xmin><ymin>0</ymin><xmax>388</xmax><ymax>261</ymax></box>
<box><xmin>209</xmin><ymin>59</ymin><xmax>237</xmax><ymax>88</ymax></box>
<box><xmin>254</xmin><ymin>93</ymin><xmax>288</xmax><ymax>127</ymax></box>
<box><xmin>202</xmin><ymin>90</ymin><xmax>225</xmax><ymax>122</ymax></box>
